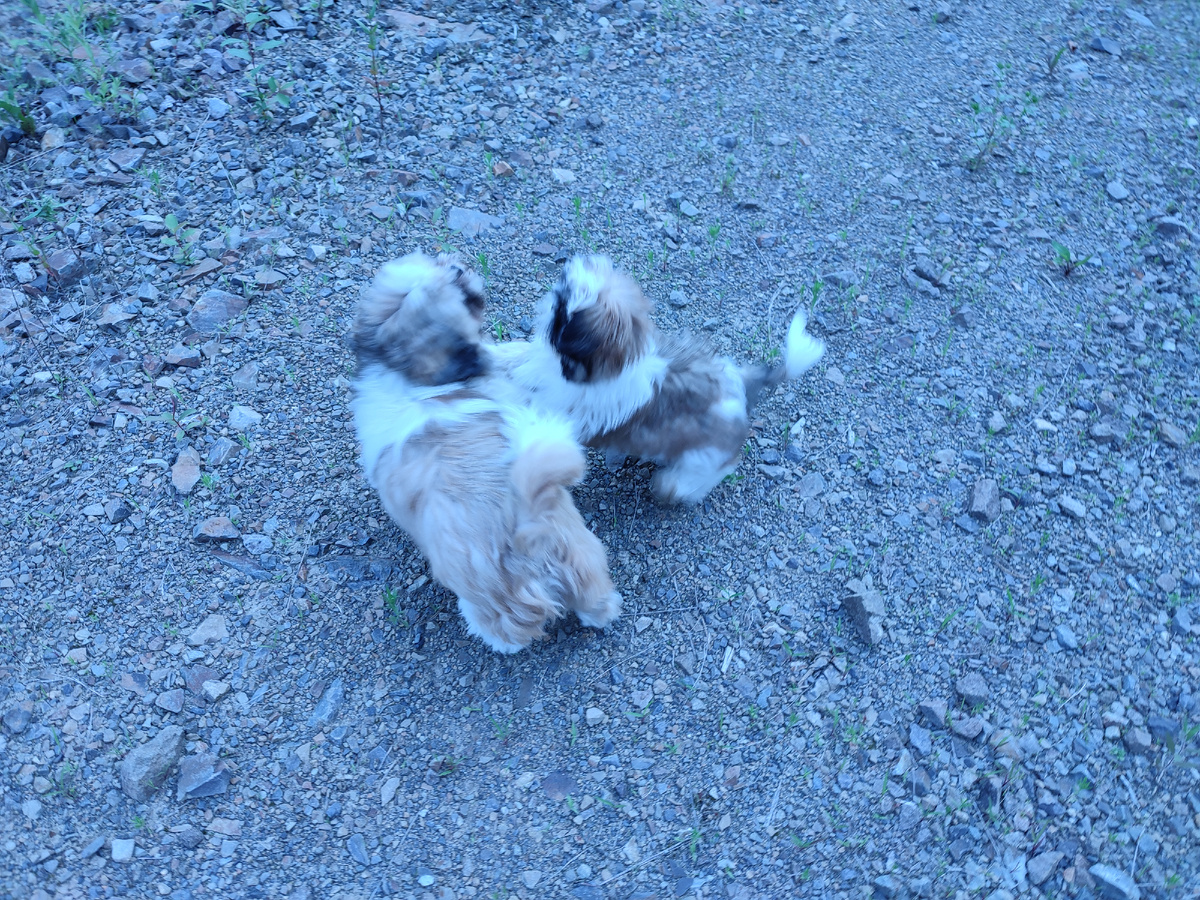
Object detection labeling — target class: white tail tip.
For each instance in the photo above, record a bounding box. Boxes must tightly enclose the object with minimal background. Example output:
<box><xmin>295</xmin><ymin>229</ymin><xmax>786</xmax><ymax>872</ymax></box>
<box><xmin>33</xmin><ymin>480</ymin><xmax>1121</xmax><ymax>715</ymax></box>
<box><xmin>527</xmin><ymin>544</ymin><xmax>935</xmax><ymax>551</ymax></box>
<box><xmin>783</xmin><ymin>310</ymin><xmax>825</xmax><ymax>380</ymax></box>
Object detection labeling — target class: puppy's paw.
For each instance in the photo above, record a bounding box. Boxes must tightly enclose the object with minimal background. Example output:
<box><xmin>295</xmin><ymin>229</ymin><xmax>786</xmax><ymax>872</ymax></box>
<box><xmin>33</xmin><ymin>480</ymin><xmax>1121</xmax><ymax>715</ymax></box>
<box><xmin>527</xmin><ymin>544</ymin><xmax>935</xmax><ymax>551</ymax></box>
<box><xmin>576</xmin><ymin>590</ymin><xmax>622</xmax><ymax>630</ymax></box>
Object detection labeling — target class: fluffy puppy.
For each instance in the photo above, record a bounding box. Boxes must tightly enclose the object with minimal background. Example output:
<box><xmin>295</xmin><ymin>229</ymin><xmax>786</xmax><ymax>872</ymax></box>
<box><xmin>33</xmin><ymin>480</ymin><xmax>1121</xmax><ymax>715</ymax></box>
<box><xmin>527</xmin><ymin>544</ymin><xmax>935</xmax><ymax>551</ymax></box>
<box><xmin>351</xmin><ymin>251</ymin><xmax>621</xmax><ymax>653</ymax></box>
<box><xmin>491</xmin><ymin>255</ymin><xmax>825</xmax><ymax>504</ymax></box>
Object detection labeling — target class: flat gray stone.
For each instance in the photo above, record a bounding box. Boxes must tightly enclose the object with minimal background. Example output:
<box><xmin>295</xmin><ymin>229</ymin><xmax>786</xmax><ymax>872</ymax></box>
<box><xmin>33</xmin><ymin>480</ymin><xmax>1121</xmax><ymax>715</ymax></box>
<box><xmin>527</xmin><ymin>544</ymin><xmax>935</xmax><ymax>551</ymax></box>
<box><xmin>1089</xmin><ymin>863</ymin><xmax>1141</xmax><ymax>900</ymax></box>
<box><xmin>1027</xmin><ymin>850</ymin><xmax>1063</xmax><ymax>886</ymax></box>
<box><xmin>177</xmin><ymin>752</ymin><xmax>231</xmax><ymax>801</ymax></box>
<box><xmin>187</xmin><ymin>289</ymin><xmax>247</xmax><ymax>334</ymax></box>
<box><xmin>842</xmin><ymin>577</ymin><xmax>885</xmax><ymax>646</ymax></box>
<box><xmin>956</xmin><ymin>672</ymin><xmax>989</xmax><ymax>707</ymax></box>
<box><xmin>187</xmin><ymin>613</ymin><xmax>229</xmax><ymax>646</ymax></box>
<box><xmin>111</xmin><ymin>838</ymin><xmax>135</xmax><ymax>862</ymax></box>
<box><xmin>446</xmin><ymin>207</ymin><xmax>503</xmax><ymax>238</ymax></box>
<box><xmin>1089</xmin><ymin>36</ymin><xmax>1121</xmax><ymax>56</ymax></box>
<box><xmin>1106</xmin><ymin>181</ymin><xmax>1129</xmax><ymax>201</ymax></box>
<box><xmin>1058</xmin><ymin>495</ymin><xmax>1086</xmax><ymax>519</ymax></box>
<box><xmin>347</xmin><ymin>833</ymin><xmax>369</xmax><ymax>865</ymax></box>
<box><xmin>119</xmin><ymin>725</ymin><xmax>185</xmax><ymax>801</ymax></box>
<box><xmin>308</xmin><ymin>677</ymin><xmax>345</xmax><ymax>727</ymax></box>
<box><xmin>193</xmin><ymin>517</ymin><xmax>240</xmax><ymax>542</ymax></box>
<box><xmin>207</xmin><ymin>436</ymin><xmax>239</xmax><ymax>467</ymax></box>
<box><xmin>1159</xmin><ymin>421</ymin><xmax>1188</xmax><ymax>448</ymax></box>
<box><xmin>969</xmin><ymin>478</ymin><xmax>1000</xmax><ymax>522</ymax></box>
<box><xmin>229</xmin><ymin>405</ymin><xmax>262</xmax><ymax>431</ymax></box>
<box><xmin>1054</xmin><ymin>623</ymin><xmax>1079</xmax><ymax>650</ymax></box>
<box><xmin>207</xmin><ymin>97</ymin><xmax>231</xmax><ymax>119</ymax></box>
<box><xmin>796</xmin><ymin>472</ymin><xmax>825</xmax><ymax>499</ymax></box>
<box><xmin>171</xmin><ymin>446</ymin><xmax>201</xmax><ymax>494</ymax></box>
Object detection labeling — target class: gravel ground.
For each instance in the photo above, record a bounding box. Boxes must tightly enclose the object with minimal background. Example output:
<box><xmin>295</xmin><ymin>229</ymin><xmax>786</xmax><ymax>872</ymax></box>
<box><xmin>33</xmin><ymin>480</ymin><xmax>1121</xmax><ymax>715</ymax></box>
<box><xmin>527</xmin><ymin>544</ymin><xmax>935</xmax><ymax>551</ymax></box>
<box><xmin>2</xmin><ymin>0</ymin><xmax>1199</xmax><ymax>898</ymax></box>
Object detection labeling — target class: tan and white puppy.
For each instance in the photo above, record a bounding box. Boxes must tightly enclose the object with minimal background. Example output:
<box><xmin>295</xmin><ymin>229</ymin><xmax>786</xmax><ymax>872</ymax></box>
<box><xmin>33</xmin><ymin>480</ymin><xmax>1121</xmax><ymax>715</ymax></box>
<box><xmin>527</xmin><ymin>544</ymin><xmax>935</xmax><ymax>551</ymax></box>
<box><xmin>491</xmin><ymin>255</ymin><xmax>825</xmax><ymax>504</ymax></box>
<box><xmin>351</xmin><ymin>252</ymin><xmax>621</xmax><ymax>653</ymax></box>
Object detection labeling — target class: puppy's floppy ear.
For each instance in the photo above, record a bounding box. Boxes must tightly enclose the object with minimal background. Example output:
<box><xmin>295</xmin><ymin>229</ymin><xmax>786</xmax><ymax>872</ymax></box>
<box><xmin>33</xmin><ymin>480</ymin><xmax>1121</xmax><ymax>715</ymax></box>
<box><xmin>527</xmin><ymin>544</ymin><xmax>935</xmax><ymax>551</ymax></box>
<box><xmin>549</xmin><ymin>280</ymin><xmax>598</xmax><ymax>382</ymax></box>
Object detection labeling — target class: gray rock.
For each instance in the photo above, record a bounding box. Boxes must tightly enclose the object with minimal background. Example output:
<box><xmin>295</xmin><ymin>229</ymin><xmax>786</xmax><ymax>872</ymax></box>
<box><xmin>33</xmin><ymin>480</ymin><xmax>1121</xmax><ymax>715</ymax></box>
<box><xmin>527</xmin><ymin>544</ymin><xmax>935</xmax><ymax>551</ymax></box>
<box><xmin>1054</xmin><ymin>623</ymin><xmax>1079</xmax><ymax>650</ymax></box>
<box><xmin>987</xmin><ymin>411</ymin><xmax>1007</xmax><ymax>433</ymax></box>
<box><xmin>111</xmin><ymin>838</ymin><xmax>135</xmax><ymax>862</ymax></box>
<box><xmin>1106</xmin><ymin>181</ymin><xmax>1130</xmax><ymax>201</ymax></box>
<box><xmin>1058</xmin><ymin>495</ymin><xmax>1086</xmax><ymax>519</ymax></box>
<box><xmin>21</xmin><ymin>798</ymin><xmax>42</xmax><ymax>820</ymax></box>
<box><xmin>1172</xmin><ymin>607</ymin><xmax>1194</xmax><ymax>637</ymax></box>
<box><xmin>187</xmin><ymin>613</ymin><xmax>229</xmax><ymax>646</ymax></box>
<box><xmin>867</xmin><ymin>467</ymin><xmax>886</xmax><ymax>487</ymax></box>
<box><xmin>1155</xmin><ymin>216</ymin><xmax>1192</xmax><ymax>238</ymax></box>
<box><xmin>242</xmin><ymin>534</ymin><xmax>272</xmax><ymax>555</ymax></box>
<box><xmin>969</xmin><ymin>478</ymin><xmax>1000</xmax><ymax>522</ymax></box>
<box><xmin>956</xmin><ymin>672</ymin><xmax>989</xmax><ymax>707</ymax></box>
<box><xmin>822</xmin><ymin>270</ymin><xmax>858</xmax><ymax>288</ymax></box>
<box><xmin>541</xmin><ymin>772</ymin><xmax>578</xmax><ymax>801</ymax></box>
<box><xmin>796</xmin><ymin>472</ymin><xmax>825</xmax><ymax>499</ymax></box>
<box><xmin>1123</xmin><ymin>727</ymin><xmax>1153</xmax><ymax>756</ymax></box>
<box><xmin>2</xmin><ymin>702</ymin><xmax>32</xmax><ymax>734</ymax></box>
<box><xmin>1159</xmin><ymin>421</ymin><xmax>1188</xmax><ymax>448</ymax></box>
<box><xmin>1088</xmin><ymin>863</ymin><xmax>1141</xmax><ymax>900</ymax></box>
<box><xmin>668</xmin><ymin>290</ymin><xmax>691</xmax><ymax>308</ymax></box>
<box><xmin>347</xmin><ymin>833</ymin><xmax>369</xmax><ymax>865</ymax></box>
<box><xmin>1090</xmin><ymin>422</ymin><xmax>1119</xmax><ymax>443</ymax></box>
<box><xmin>207</xmin><ymin>97</ymin><xmax>231</xmax><ymax>120</ymax></box>
<box><xmin>446</xmin><ymin>207</ymin><xmax>503</xmax><ymax>238</ymax></box>
<box><xmin>954</xmin><ymin>514</ymin><xmax>980</xmax><ymax>535</ymax></box>
<box><xmin>1027</xmin><ymin>851</ymin><xmax>1063</xmax><ymax>885</ymax></box>
<box><xmin>119</xmin><ymin>725</ymin><xmax>185</xmax><ymax>801</ymax></box>
<box><xmin>193</xmin><ymin>517</ymin><xmax>239</xmax><ymax>542</ymax></box>
<box><xmin>909</xmin><ymin>723</ymin><xmax>933</xmax><ymax>756</ymax></box>
<box><xmin>289</xmin><ymin>111</ymin><xmax>318</xmax><ymax>132</ymax></box>
<box><xmin>918</xmin><ymin>698</ymin><xmax>947</xmax><ymax>729</ymax></box>
<box><xmin>1124</xmin><ymin>7</ymin><xmax>1152</xmax><ymax>26</ymax></box>
<box><xmin>187</xmin><ymin>290</ymin><xmax>248</xmax><ymax>334</ymax></box>
<box><xmin>873</xmin><ymin>874</ymin><xmax>903</xmax><ymax>898</ymax></box>
<box><xmin>176</xmin><ymin>752</ymin><xmax>231</xmax><ymax>800</ymax></box>
<box><xmin>678</xmin><ymin>200</ymin><xmax>699</xmax><ymax>218</ymax></box>
<box><xmin>1089</xmin><ymin>36</ymin><xmax>1121</xmax><ymax>56</ymax></box>
<box><xmin>80</xmin><ymin>836</ymin><xmax>105</xmax><ymax>860</ymax></box>
<box><xmin>206</xmin><ymin>437</ymin><xmax>239</xmax><ymax>467</ymax></box>
<box><xmin>229</xmin><ymin>405</ymin><xmax>262</xmax><ymax>431</ymax></box>
<box><xmin>951</xmin><ymin>715</ymin><xmax>984</xmax><ymax>740</ymax></box>
<box><xmin>155</xmin><ymin>689</ymin><xmax>184</xmax><ymax>713</ymax></box>
<box><xmin>308</xmin><ymin>677</ymin><xmax>345</xmax><ymax>727</ymax></box>
<box><xmin>1147</xmin><ymin>715</ymin><xmax>1180</xmax><ymax>745</ymax></box>
<box><xmin>423</xmin><ymin>37</ymin><xmax>450</xmax><ymax>58</ymax></box>
<box><xmin>897</xmin><ymin>801</ymin><xmax>921</xmax><ymax>832</ymax></box>
<box><xmin>843</xmin><ymin>577</ymin><xmax>885</xmax><ymax>646</ymax></box>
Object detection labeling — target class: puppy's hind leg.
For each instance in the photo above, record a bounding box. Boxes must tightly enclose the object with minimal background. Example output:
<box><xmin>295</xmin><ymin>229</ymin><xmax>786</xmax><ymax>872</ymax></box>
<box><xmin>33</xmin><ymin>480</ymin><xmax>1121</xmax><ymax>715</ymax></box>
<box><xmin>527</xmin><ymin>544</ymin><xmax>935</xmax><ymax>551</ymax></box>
<box><xmin>456</xmin><ymin>583</ymin><xmax>561</xmax><ymax>654</ymax></box>
<box><xmin>650</xmin><ymin>446</ymin><xmax>738</xmax><ymax>505</ymax></box>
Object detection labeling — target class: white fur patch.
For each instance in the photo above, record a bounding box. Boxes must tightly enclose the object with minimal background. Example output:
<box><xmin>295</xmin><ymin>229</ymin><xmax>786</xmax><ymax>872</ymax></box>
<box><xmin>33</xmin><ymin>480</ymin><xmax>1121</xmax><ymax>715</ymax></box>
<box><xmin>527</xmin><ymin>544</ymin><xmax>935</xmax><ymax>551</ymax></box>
<box><xmin>352</xmin><ymin>364</ymin><xmax>499</xmax><ymax>484</ymax></box>
<box><xmin>783</xmin><ymin>309</ymin><xmax>825</xmax><ymax>379</ymax></box>
<box><xmin>488</xmin><ymin>338</ymin><xmax>669</xmax><ymax>442</ymax></box>
<box><xmin>372</xmin><ymin>252</ymin><xmax>443</xmax><ymax>300</ymax></box>
<box><xmin>560</xmin><ymin>254</ymin><xmax>614</xmax><ymax>315</ymax></box>
<box><xmin>652</xmin><ymin>446</ymin><xmax>736</xmax><ymax>504</ymax></box>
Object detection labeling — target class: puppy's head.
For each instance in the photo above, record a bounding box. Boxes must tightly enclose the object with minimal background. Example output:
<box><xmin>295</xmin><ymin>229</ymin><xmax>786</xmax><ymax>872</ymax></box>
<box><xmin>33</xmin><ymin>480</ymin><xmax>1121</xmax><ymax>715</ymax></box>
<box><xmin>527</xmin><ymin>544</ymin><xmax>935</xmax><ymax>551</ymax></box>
<box><xmin>545</xmin><ymin>255</ymin><xmax>652</xmax><ymax>383</ymax></box>
<box><xmin>352</xmin><ymin>252</ymin><xmax>487</xmax><ymax>385</ymax></box>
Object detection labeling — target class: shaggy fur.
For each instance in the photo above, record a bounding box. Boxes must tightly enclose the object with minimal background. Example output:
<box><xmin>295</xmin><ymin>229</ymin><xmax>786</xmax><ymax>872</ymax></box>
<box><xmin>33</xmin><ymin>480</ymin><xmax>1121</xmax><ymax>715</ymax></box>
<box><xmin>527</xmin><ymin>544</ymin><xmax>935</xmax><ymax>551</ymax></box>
<box><xmin>351</xmin><ymin>252</ymin><xmax>621</xmax><ymax>653</ymax></box>
<box><xmin>490</xmin><ymin>255</ymin><xmax>825</xmax><ymax>504</ymax></box>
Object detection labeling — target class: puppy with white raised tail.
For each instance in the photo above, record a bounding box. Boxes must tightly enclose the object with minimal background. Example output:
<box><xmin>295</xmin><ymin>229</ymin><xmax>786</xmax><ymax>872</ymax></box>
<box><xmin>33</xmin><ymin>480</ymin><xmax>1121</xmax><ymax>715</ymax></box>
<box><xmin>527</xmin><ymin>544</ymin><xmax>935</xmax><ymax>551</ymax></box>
<box><xmin>350</xmin><ymin>251</ymin><xmax>621</xmax><ymax>653</ymax></box>
<box><xmin>491</xmin><ymin>255</ymin><xmax>825</xmax><ymax>504</ymax></box>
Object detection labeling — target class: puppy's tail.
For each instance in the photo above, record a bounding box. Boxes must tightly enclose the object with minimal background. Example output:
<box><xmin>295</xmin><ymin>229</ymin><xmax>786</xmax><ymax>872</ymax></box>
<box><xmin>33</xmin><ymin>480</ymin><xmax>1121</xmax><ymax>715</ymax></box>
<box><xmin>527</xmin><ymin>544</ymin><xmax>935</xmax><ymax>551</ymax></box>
<box><xmin>741</xmin><ymin>309</ymin><xmax>825</xmax><ymax>411</ymax></box>
<box><xmin>509</xmin><ymin>418</ymin><xmax>586</xmax><ymax>517</ymax></box>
